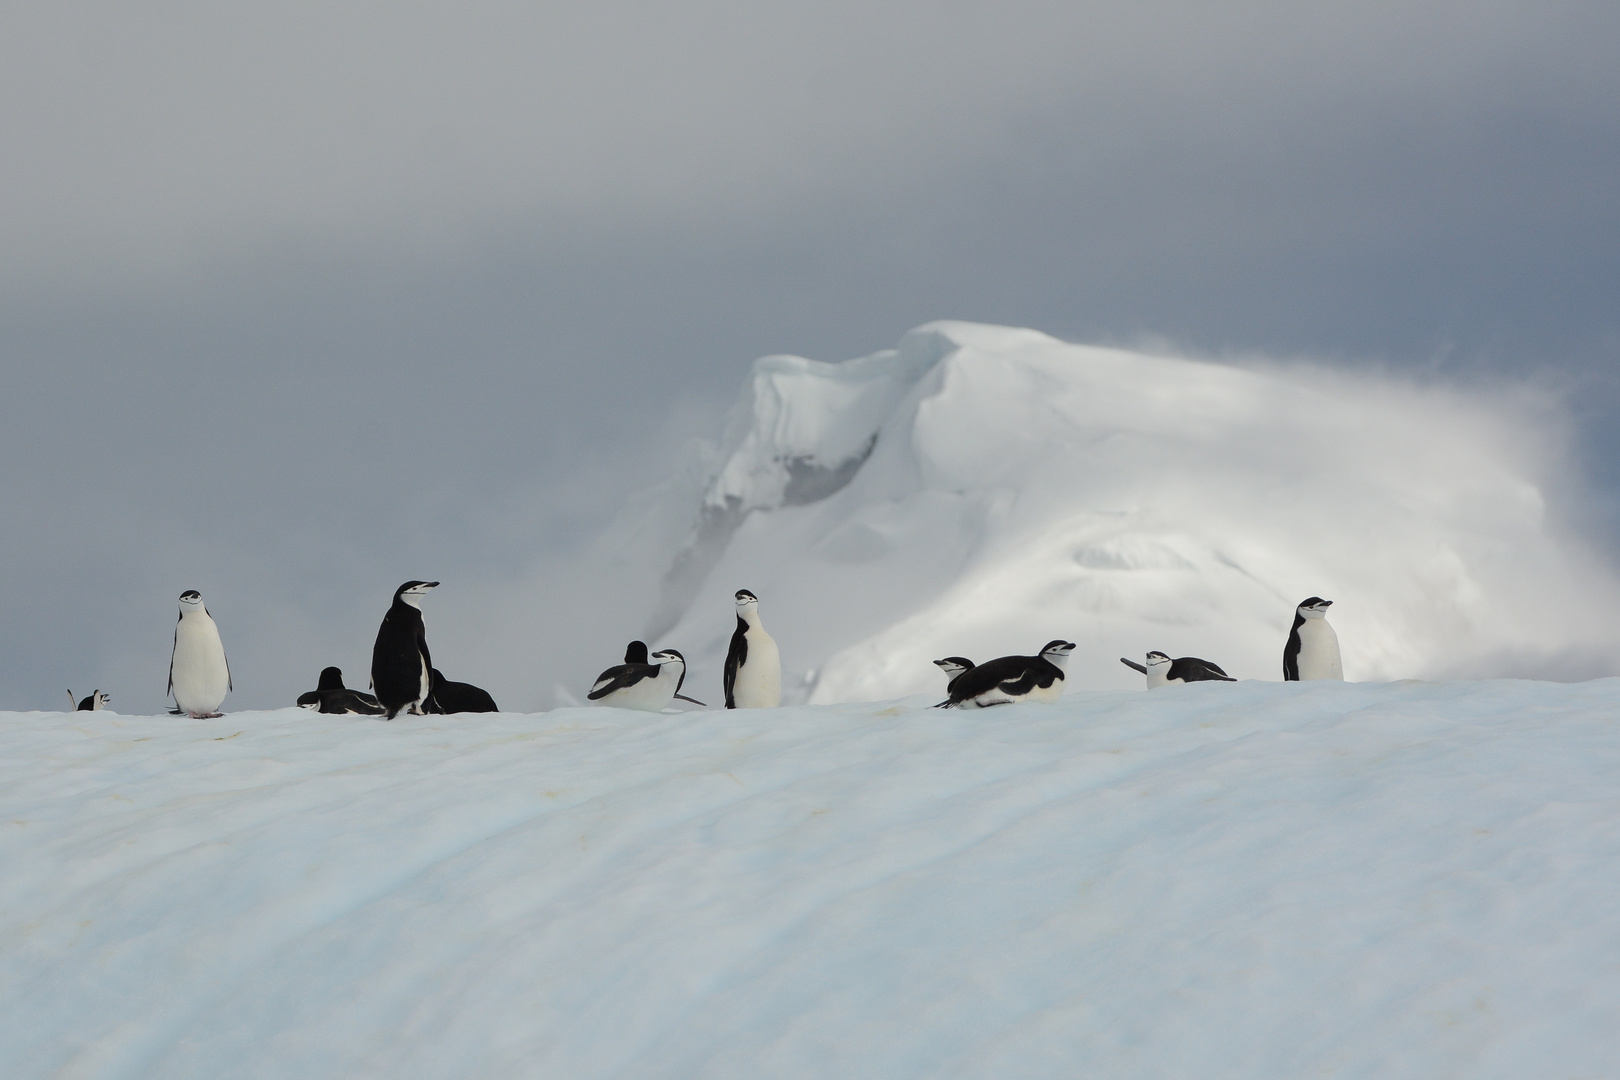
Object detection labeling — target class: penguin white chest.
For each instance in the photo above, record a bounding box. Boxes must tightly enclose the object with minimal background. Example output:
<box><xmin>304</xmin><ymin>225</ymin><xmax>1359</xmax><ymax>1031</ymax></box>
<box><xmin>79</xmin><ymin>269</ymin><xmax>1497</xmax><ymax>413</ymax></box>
<box><xmin>1021</xmin><ymin>676</ymin><xmax>1065</xmax><ymax>704</ymax></box>
<box><xmin>733</xmin><ymin>629</ymin><xmax>781</xmax><ymax>708</ymax></box>
<box><xmin>1296</xmin><ymin>619</ymin><xmax>1343</xmax><ymax>680</ymax></box>
<box><xmin>605</xmin><ymin>666</ymin><xmax>677</xmax><ymax>712</ymax></box>
<box><xmin>172</xmin><ymin>613</ymin><xmax>230</xmax><ymax>715</ymax></box>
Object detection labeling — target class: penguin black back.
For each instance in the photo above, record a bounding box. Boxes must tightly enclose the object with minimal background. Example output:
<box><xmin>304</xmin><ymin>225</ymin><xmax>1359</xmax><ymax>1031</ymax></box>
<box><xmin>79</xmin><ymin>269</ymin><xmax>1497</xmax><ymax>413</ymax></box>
<box><xmin>426</xmin><ymin>668</ymin><xmax>498</xmax><ymax>714</ymax></box>
<box><xmin>371</xmin><ymin>580</ymin><xmax>439</xmax><ymax>719</ymax></box>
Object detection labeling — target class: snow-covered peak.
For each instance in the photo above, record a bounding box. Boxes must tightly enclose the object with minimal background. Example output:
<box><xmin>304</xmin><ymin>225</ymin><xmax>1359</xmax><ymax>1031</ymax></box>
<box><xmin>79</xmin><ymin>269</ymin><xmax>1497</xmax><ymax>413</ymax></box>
<box><xmin>705</xmin><ymin>324</ymin><xmax>957</xmax><ymax>513</ymax></box>
<box><xmin>639</xmin><ymin>322</ymin><xmax>1620</xmax><ymax>702</ymax></box>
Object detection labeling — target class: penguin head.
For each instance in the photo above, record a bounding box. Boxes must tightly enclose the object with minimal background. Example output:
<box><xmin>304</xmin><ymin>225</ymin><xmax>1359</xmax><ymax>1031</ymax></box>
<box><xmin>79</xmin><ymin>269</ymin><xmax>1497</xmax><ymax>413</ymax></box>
<box><xmin>1145</xmin><ymin>651</ymin><xmax>1172</xmax><ymax>671</ymax></box>
<box><xmin>934</xmin><ymin>657</ymin><xmax>974</xmax><ymax>678</ymax></box>
<box><xmin>624</xmin><ymin>640</ymin><xmax>650</xmax><ymax>665</ymax></box>
<box><xmin>1040</xmin><ymin>640</ymin><xmax>1077</xmax><ymax>668</ymax></box>
<box><xmin>734</xmin><ymin>589</ymin><xmax>759</xmax><ymax>609</ymax></box>
<box><xmin>1297</xmin><ymin>597</ymin><xmax>1333</xmax><ymax>619</ymax></box>
<box><xmin>652</xmin><ymin>649</ymin><xmax>685</xmax><ymax>670</ymax></box>
<box><xmin>178</xmin><ymin>590</ymin><xmax>203</xmax><ymax>609</ymax></box>
<box><xmin>395</xmin><ymin>580</ymin><xmax>440</xmax><ymax>608</ymax></box>
<box><xmin>317</xmin><ymin>667</ymin><xmax>345</xmax><ymax>692</ymax></box>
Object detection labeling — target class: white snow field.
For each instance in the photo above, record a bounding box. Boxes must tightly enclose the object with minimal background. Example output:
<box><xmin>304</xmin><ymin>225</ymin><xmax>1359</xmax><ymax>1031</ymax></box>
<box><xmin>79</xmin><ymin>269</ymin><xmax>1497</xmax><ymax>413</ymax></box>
<box><xmin>606</xmin><ymin>321</ymin><xmax>1620</xmax><ymax>705</ymax></box>
<box><xmin>5</xmin><ymin>680</ymin><xmax>1620</xmax><ymax>1078</ymax></box>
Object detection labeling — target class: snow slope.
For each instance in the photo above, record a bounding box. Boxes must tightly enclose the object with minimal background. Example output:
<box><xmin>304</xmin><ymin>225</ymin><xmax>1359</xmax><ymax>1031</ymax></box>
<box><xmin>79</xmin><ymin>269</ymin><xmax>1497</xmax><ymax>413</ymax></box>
<box><xmin>4</xmin><ymin>681</ymin><xmax>1620</xmax><ymax>1078</ymax></box>
<box><xmin>622</xmin><ymin>322</ymin><xmax>1620</xmax><ymax>705</ymax></box>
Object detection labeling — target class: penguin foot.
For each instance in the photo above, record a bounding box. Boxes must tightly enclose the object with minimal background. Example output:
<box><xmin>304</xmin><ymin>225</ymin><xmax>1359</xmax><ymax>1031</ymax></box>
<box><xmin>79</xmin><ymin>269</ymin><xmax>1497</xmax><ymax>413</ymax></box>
<box><xmin>188</xmin><ymin>711</ymin><xmax>225</xmax><ymax>719</ymax></box>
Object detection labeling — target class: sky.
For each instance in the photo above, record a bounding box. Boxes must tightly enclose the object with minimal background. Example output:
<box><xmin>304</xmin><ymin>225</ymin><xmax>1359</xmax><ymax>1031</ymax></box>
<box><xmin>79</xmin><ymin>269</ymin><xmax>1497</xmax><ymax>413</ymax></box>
<box><xmin>2</xmin><ymin>1</ymin><xmax>1617</xmax><ymax>712</ymax></box>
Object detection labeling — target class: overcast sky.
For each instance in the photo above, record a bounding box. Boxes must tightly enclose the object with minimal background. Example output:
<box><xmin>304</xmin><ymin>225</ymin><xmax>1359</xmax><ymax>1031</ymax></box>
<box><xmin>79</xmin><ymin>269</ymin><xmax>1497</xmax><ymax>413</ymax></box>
<box><xmin>2</xmin><ymin>1</ymin><xmax>1617</xmax><ymax>712</ymax></box>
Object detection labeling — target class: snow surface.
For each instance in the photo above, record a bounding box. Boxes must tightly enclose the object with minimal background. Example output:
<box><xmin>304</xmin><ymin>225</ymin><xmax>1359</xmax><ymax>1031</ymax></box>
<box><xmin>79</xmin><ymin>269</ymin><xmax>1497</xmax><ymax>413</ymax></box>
<box><xmin>610</xmin><ymin>322</ymin><xmax>1620</xmax><ymax>706</ymax></box>
<box><xmin>6</xmin><ymin>680</ymin><xmax>1620</xmax><ymax>1078</ymax></box>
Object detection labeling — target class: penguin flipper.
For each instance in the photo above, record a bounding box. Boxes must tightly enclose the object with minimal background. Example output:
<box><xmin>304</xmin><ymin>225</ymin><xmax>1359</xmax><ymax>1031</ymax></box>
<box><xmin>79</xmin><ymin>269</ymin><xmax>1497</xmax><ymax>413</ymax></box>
<box><xmin>588</xmin><ymin>664</ymin><xmax>651</xmax><ymax>701</ymax></box>
<box><xmin>1120</xmin><ymin>657</ymin><xmax>1148</xmax><ymax>674</ymax></box>
<box><xmin>674</xmin><ymin>693</ymin><xmax>708</xmax><ymax>706</ymax></box>
<box><xmin>722</xmin><ymin>616</ymin><xmax>748</xmax><ymax>709</ymax></box>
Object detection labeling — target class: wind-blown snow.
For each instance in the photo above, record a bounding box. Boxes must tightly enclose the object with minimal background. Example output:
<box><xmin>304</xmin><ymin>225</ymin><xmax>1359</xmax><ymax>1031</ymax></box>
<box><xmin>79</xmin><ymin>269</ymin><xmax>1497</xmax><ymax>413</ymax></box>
<box><xmin>627</xmin><ymin>322</ymin><xmax>1619</xmax><ymax>704</ymax></box>
<box><xmin>5</xmin><ymin>681</ymin><xmax>1620</xmax><ymax>1077</ymax></box>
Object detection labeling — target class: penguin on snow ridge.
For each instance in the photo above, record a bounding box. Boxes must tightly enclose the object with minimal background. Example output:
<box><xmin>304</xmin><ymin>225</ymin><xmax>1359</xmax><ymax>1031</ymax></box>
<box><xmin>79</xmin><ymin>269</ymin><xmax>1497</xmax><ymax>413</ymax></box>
<box><xmin>169</xmin><ymin>590</ymin><xmax>232</xmax><ymax>718</ymax></box>
<box><xmin>425</xmin><ymin>669</ymin><xmax>499</xmax><ymax>714</ymax></box>
<box><xmin>297</xmin><ymin>667</ymin><xmax>385</xmax><ymax>715</ymax></box>
<box><xmin>1283</xmin><ymin>597</ymin><xmax>1343</xmax><ymax>681</ymax></box>
<box><xmin>724</xmin><ymin>589</ymin><xmax>781</xmax><ymax>709</ymax></box>
<box><xmin>933</xmin><ymin>657</ymin><xmax>975</xmax><ymax>696</ymax></box>
<box><xmin>1120</xmin><ymin>652</ymin><xmax>1235</xmax><ymax>688</ymax></box>
<box><xmin>589</xmin><ymin>648</ymin><xmax>690</xmax><ymax>712</ymax></box>
<box><xmin>370</xmin><ymin>580</ymin><xmax>439</xmax><ymax>719</ymax></box>
<box><xmin>938</xmin><ymin>641</ymin><xmax>1075</xmax><ymax>708</ymax></box>
<box><xmin>68</xmin><ymin>689</ymin><xmax>110</xmax><ymax>711</ymax></box>
<box><xmin>619</xmin><ymin>639</ymin><xmax>705</xmax><ymax>705</ymax></box>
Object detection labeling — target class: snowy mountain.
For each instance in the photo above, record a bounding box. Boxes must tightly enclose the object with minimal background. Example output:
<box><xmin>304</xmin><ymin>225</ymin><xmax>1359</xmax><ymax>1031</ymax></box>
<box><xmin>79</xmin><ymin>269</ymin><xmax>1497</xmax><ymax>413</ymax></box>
<box><xmin>6</xmin><ymin>681</ymin><xmax>1620</xmax><ymax>1077</ymax></box>
<box><xmin>621</xmin><ymin>322</ymin><xmax>1620</xmax><ymax>702</ymax></box>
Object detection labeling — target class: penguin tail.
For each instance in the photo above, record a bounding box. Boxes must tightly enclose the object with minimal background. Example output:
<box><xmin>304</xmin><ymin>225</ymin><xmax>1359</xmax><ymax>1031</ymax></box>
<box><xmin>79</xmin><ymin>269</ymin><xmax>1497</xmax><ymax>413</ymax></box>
<box><xmin>933</xmin><ymin>698</ymin><xmax>952</xmax><ymax>709</ymax></box>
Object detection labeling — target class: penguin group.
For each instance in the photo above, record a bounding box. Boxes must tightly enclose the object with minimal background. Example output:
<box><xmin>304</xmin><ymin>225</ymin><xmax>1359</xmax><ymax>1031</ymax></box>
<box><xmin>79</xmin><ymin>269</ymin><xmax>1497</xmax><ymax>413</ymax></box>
<box><xmin>66</xmin><ymin>585</ymin><xmax>1345</xmax><ymax>719</ymax></box>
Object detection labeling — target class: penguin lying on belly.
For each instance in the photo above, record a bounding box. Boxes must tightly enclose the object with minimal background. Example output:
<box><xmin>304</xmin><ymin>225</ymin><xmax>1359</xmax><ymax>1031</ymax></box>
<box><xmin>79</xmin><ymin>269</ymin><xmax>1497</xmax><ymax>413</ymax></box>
<box><xmin>425</xmin><ymin>669</ymin><xmax>499</xmax><ymax>714</ymax></box>
<box><xmin>938</xmin><ymin>641</ymin><xmax>1075</xmax><ymax>708</ymax></box>
<box><xmin>1120</xmin><ymin>652</ymin><xmax>1235</xmax><ymax>688</ymax></box>
<box><xmin>297</xmin><ymin>666</ymin><xmax>385</xmax><ymax>715</ymax></box>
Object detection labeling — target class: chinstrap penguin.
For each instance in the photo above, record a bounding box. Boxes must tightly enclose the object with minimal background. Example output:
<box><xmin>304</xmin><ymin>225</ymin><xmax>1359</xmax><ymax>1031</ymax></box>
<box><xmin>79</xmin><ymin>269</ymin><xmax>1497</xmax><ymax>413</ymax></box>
<box><xmin>1284</xmin><ymin>597</ymin><xmax>1343</xmax><ymax>681</ymax></box>
<box><xmin>371</xmin><ymin>580</ymin><xmax>439</xmax><ymax>719</ymax></box>
<box><xmin>1120</xmin><ymin>652</ymin><xmax>1235</xmax><ymax>688</ymax></box>
<box><xmin>939</xmin><ymin>641</ymin><xmax>1075</xmax><ymax>708</ymax></box>
<box><xmin>724</xmin><ymin>589</ymin><xmax>781</xmax><ymax>709</ymax></box>
<box><xmin>169</xmin><ymin>590</ymin><xmax>232</xmax><ymax>718</ymax></box>
<box><xmin>933</xmin><ymin>657</ymin><xmax>976</xmax><ymax>695</ymax></box>
<box><xmin>588</xmin><ymin>648</ymin><xmax>689</xmax><ymax>712</ymax></box>
<box><xmin>622</xmin><ymin>640</ymin><xmax>704</xmax><ymax>703</ymax></box>
<box><xmin>425</xmin><ymin>668</ymin><xmax>499</xmax><ymax>714</ymax></box>
<box><xmin>296</xmin><ymin>667</ymin><xmax>385</xmax><ymax>715</ymax></box>
<box><xmin>69</xmin><ymin>689</ymin><xmax>110</xmax><ymax>711</ymax></box>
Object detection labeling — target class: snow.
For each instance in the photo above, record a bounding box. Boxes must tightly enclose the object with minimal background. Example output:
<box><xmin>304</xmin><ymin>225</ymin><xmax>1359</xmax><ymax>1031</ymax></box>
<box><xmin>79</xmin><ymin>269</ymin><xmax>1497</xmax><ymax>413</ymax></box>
<box><xmin>6</xmin><ymin>679</ymin><xmax>1620</xmax><ymax>1078</ymax></box>
<box><xmin>618</xmin><ymin>322</ymin><xmax>1620</xmax><ymax>706</ymax></box>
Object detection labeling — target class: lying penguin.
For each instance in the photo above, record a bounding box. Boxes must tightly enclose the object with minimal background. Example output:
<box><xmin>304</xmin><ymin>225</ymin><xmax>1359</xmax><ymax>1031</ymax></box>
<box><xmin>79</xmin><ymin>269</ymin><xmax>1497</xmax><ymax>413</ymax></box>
<box><xmin>1120</xmin><ymin>651</ymin><xmax>1235</xmax><ymax>688</ymax></box>
<box><xmin>68</xmin><ymin>689</ymin><xmax>110</xmax><ymax>712</ymax></box>
<box><xmin>425</xmin><ymin>669</ymin><xmax>499</xmax><ymax>714</ymax></box>
<box><xmin>588</xmin><ymin>648</ymin><xmax>692</xmax><ymax>711</ymax></box>
<box><xmin>620</xmin><ymin>640</ymin><xmax>705</xmax><ymax>705</ymax></box>
<box><xmin>937</xmin><ymin>641</ymin><xmax>1075</xmax><ymax>708</ymax></box>
<box><xmin>297</xmin><ymin>667</ymin><xmax>386</xmax><ymax>715</ymax></box>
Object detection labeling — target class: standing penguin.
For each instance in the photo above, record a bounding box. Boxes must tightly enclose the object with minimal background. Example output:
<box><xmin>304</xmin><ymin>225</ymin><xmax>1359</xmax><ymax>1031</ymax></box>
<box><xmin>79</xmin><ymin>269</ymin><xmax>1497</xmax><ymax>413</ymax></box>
<box><xmin>370</xmin><ymin>580</ymin><xmax>439</xmax><ymax>719</ymax></box>
<box><xmin>169</xmin><ymin>590</ymin><xmax>231</xmax><ymax>718</ymax></box>
<box><xmin>723</xmin><ymin>589</ymin><xmax>780</xmax><ymax>709</ymax></box>
<box><xmin>1283</xmin><ymin>597</ymin><xmax>1343</xmax><ymax>681</ymax></box>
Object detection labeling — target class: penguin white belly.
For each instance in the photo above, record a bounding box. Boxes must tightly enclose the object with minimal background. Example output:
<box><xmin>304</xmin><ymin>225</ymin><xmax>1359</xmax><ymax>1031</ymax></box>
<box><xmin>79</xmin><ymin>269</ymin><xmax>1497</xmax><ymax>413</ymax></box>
<box><xmin>602</xmin><ymin>671</ymin><xmax>676</xmax><ymax>712</ymax></box>
<box><xmin>418</xmin><ymin>661</ymin><xmax>431</xmax><ymax>711</ymax></box>
<box><xmin>733</xmin><ymin>631</ymin><xmax>781</xmax><ymax>708</ymax></box>
<box><xmin>1022</xmin><ymin>678</ymin><xmax>1065</xmax><ymax>704</ymax></box>
<box><xmin>172</xmin><ymin>617</ymin><xmax>230</xmax><ymax>715</ymax></box>
<box><xmin>1296</xmin><ymin>620</ymin><xmax>1343</xmax><ymax>680</ymax></box>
